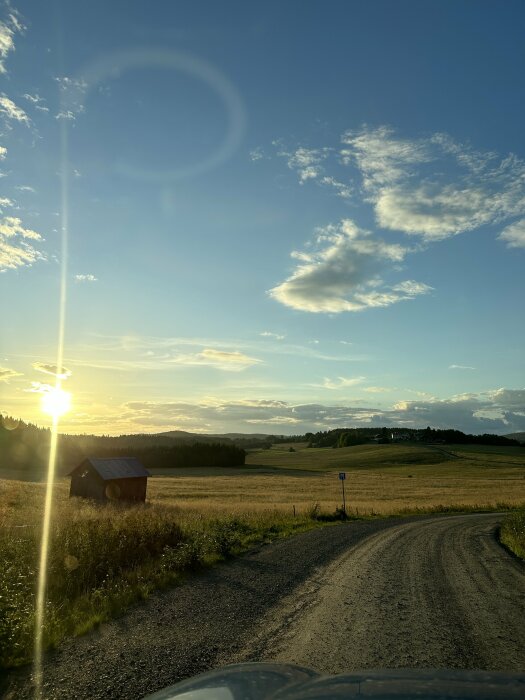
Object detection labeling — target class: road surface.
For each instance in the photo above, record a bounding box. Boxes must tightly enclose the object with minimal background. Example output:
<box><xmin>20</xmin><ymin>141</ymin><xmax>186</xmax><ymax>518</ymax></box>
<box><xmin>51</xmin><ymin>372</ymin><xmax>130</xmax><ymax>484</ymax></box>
<box><xmin>240</xmin><ymin>514</ymin><xmax>525</xmax><ymax>672</ymax></box>
<box><xmin>3</xmin><ymin>513</ymin><xmax>524</xmax><ymax>699</ymax></box>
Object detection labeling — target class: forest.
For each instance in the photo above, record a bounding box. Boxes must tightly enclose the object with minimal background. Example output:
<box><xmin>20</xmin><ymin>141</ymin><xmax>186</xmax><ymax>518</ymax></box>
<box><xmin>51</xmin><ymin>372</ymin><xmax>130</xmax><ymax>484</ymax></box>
<box><xmin>0</xmin><ymin>416</ymin><xmax>245</xmax><ymax>477</ymax></box>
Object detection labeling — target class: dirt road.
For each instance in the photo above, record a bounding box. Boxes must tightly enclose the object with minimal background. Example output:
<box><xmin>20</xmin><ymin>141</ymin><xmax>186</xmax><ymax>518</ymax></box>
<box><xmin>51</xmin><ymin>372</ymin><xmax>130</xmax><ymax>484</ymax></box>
<box><xmin>241</xmin><ymin>513</ymin><xmax>525</xmax><ymax>672</ymax></box>
<box><xmin>3</xmin><ymin>514</ymin><xmax>524</xmax><ymax>699</ymax></box>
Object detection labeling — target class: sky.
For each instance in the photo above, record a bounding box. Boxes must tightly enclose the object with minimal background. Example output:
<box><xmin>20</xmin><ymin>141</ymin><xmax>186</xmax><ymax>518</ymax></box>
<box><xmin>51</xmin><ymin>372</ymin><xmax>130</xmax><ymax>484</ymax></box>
<box><xmin>0</xmin><ymin>0</ymin><xmax>524</xmax><ymax>436</ymax></box>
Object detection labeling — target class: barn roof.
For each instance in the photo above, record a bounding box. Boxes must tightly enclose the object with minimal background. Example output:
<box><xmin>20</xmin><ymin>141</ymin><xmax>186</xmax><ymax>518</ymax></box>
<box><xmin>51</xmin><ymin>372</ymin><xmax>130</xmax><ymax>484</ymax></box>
<box><xmin>70</xmin><ymin>457</ymin><xmax>150</xmax><ymax>480</ymax></box>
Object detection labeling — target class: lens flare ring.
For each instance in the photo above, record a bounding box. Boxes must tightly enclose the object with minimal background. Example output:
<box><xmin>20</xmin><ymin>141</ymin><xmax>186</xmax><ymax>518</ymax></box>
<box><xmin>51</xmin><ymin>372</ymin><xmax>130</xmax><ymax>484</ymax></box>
<box><xmin>73</xmin><ymin>47</ymin><xmax>246</xmax><ymax>183</ymax></box>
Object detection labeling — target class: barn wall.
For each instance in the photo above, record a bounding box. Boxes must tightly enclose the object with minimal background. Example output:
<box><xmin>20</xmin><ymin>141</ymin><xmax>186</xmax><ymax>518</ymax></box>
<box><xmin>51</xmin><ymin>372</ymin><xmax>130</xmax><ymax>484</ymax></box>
<box><xmin>110</xmin><ymin>477</ymin><xmax>147</xmax><ymax>502</ymax></box>
<box><xmin>70</xmin><ymin>469</ymin><xmax>106</xmax><ymax>501</ymax></box>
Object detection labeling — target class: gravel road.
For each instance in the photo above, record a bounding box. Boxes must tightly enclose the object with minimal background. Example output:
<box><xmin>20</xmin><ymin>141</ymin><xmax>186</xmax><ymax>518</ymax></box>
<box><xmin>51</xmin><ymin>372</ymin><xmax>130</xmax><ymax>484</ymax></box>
<box><xmin>2</xmin><ymin>513</ymin><xmax>524</xmax><ymax>699</ymax></box>
<box><xmin>244</xmin><ymin>513</ymin><xmax>525</xmax><ymax>673</ymax></box>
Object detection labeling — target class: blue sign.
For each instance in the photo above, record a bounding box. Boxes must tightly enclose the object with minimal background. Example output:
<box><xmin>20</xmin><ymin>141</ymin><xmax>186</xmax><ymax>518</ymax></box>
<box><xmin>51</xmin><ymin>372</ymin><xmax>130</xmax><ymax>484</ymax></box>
<box><xmin>339</xmin><ymin>472</ymin><xmax>346</xmax><ymax>480</ymax></box>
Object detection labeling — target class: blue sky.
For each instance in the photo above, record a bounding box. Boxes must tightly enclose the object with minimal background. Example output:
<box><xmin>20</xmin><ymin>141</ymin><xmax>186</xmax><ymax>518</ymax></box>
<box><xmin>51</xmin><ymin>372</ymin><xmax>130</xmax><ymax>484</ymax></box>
<box><xmin>1</xmin><ymin>0</ymin><xmax>524</xmax><ymax>435</ymax></box>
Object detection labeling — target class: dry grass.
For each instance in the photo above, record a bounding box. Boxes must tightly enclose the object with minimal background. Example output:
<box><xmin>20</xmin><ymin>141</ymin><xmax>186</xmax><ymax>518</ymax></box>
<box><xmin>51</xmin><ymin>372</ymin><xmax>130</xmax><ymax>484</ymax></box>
<box><xmin>0</xmin><ymin>479</ymin><xmax>329</xmax><ymax>669</ymax></box>
<box><xmin>150</xmin><ymin>442</ymin><xmax>525</xmax><ymax>515</ymax></box>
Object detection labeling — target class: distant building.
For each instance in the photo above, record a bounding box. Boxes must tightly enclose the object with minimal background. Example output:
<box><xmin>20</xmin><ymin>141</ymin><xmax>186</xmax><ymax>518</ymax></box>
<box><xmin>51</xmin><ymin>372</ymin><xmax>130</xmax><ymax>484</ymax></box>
<box><xmin>68</xmin><ymin>457</ymin><xmax>149</xmax><ymax>503</ymax></box>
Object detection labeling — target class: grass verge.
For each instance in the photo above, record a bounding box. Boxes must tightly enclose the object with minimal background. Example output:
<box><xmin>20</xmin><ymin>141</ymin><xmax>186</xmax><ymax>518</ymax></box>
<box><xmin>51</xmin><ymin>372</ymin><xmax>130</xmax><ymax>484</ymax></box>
<box><xmin>0</xmin><ymin>496</ymin><xmax>344</xmax><ymax>670</ymax></box>
<box><xmin>499</xmin><ymin>510</ymin><xmax>525</xmax><ymax>560</ymax></box>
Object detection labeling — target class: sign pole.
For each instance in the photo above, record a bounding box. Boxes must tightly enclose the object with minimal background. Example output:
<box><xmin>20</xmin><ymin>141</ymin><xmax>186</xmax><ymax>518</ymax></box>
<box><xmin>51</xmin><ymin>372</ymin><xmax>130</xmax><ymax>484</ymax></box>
<box><xmin>338</xmin><ymin>472</ymin><xmax>347</xmax><ymax>518</ymax></box>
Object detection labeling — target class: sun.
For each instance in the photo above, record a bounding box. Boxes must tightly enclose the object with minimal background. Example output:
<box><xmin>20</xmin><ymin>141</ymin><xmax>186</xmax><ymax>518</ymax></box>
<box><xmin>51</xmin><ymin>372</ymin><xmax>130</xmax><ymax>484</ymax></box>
<box><xmin>41</xmin><ymin>387</ymin><xmax>71</xmax><ymax>418</ymax></box>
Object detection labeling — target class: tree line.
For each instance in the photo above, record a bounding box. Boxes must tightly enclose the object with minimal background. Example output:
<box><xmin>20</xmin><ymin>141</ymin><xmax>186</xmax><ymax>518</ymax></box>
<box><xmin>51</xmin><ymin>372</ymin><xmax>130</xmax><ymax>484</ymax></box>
<box><xmin>0</xmin><ymin>416</ymin><xmax>245</xmax><ymax>476</ymax></box>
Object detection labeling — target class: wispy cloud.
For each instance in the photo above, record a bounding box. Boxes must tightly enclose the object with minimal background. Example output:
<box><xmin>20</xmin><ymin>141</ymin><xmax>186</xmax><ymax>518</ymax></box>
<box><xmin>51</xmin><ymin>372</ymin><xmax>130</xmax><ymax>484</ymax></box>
<box><xmin>0</xmin><ymin>6</ymin><xmax>24</xmax><ymax>74</ymax></box>
<box><xmin>0</xmin><ymin>366</ymin><xmax>22</xmax><ymax>381</ymax></box>
<box><xmin>0</xmin><ymin>94</ymin><xmax>30</xmax><ymax>126</ymax></box>
<box><xmin>54</xmin><ymin>76</ymin><xmax>88</xmax><ymax>121</ymax></box>
<box><xmin>269</xmin><ymin>219</ymin><xmax>431</xmax><ymax>313</ymax></box>
<box><xmin>321</xmin><ymin>376</ymin><xmax>366</xmax><ymax>390</ymax></box>
<box><xmin>75</xmin><ymin>273</ymin><xmax>98</xmax><ymax>282</ymax></box>
<box><xmin>22</xmin><ymin>92</ymin><xmax>49</xmax><ymax>113</ymax></box>
<box><xmin>15</xmin><ymin>184</ymin><xmax>35</xmax><ymax>193</ymax></box>
<box><xmin>278</xmin><ymin>145</ymin><xmax>330</xmax><ymax>183</ymax></box>
<box><xmin>260</xmin><ymin>331</ymin><xmax>285</xmax><ymax>340</ymax></box>
<box><xmin>169</xmin><ymin>348</ymin><xmax>262</xmax><ymax>372</ymax></box>
<box><xmin>32</xmin><ymin>362</ymin><xmax>72</xmax><ymax>379</ymax></box>
<box><xmin>449</xmin><ymin>364</ymin><xmax>476</xmax><ymax>371</ymax></box>
<box><xmin>249</xmin><ymin>147</ymin><xmax>265</xmax><ymax>161</ymax></box>
<box><xmin>498</xmin><ymin>219</ymin><xmax>525</xmax><ymax>249</ymax></box>
<box><xmin>341</xmin><ymin>126</ymin><xmax>525</xmax><ymax>241</ymax></box>
<box><xmin>0</xmin><ymin>215</ymin><xmax>44</xmax><ymax>270</ymax></box>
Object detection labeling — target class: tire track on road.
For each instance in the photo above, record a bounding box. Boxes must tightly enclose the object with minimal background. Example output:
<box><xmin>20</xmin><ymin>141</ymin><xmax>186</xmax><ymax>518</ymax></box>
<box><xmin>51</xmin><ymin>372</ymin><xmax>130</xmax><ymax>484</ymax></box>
<box><xmin>246</xmin><ymin>514</ymin><xmax>525</xmax><ymax>673</ymax></box>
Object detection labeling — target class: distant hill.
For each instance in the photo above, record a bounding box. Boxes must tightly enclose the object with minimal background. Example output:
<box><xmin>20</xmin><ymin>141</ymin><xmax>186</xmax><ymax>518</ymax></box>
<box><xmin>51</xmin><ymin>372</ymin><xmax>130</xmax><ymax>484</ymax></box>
<box><xmin>505</xmin><ymin>432</ymin><xmax>525</xmax><ymax>443</ymax></box>
<box><xmin>157</xmin><ymin>430</ymin><xmax>232</xmax><ymax>444</ymax></box>
<box><xmin>209</xmin><ymin>432</ymin><xmax>277</xmax><ymax>440</ymax></box>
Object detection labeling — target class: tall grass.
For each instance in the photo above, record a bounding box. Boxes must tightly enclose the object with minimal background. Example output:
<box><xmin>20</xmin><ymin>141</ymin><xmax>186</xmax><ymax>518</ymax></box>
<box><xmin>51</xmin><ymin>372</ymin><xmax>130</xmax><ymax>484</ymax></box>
<box><xmin>0</xmin><ymin>487</ymin><xmax>333</xmax><ymax>669</ymax></box>
<box><xmin>499</xmin><ymin>510</ymin><xmax>525</xmax><ymax>560</ymax></box>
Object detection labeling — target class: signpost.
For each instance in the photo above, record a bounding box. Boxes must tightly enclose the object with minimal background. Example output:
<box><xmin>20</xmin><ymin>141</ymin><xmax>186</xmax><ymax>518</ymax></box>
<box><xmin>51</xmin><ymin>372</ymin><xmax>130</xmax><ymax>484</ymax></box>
<box><xmin>339</xmin><ymin>472</ymin><xmax>346</xmax><ymax>517</ymax></box>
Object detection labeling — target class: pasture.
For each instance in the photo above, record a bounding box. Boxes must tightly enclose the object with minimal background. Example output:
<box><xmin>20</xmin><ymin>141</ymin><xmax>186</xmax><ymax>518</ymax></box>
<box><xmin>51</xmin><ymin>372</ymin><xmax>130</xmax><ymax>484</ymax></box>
<box><xmin>150</xmin><ymin>442</ymin><xmax>525</xmax><ymax>514</ymax></box>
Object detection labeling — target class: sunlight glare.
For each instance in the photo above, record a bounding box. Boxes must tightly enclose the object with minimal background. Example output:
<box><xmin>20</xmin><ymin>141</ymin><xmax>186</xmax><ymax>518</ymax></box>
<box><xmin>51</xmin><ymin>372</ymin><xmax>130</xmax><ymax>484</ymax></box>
<box><xmin>41</xmin><ymin>387</ymin><xmax>71</xmax><ymax>418</ymax></box>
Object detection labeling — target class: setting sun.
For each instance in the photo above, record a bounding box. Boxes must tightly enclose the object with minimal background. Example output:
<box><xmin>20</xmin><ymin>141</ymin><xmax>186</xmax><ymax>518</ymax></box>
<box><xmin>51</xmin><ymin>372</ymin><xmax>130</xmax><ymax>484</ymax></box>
<box><xmin>41</xmin><ymin>387</ymin><xmax>71</xmax><ymax>418</ymax></box>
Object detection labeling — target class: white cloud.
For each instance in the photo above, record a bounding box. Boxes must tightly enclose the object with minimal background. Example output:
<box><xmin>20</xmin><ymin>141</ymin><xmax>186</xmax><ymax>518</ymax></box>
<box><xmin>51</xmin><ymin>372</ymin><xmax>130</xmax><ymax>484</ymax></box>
<box><xmin>260</xmin><ymin>331</ymin><xmax>285</xmax><ymax>340</ymax></box>
<box><xmin>0</xmin><ymin>8</ymin><xmax>24</xmax><ymax>74</ymax></box>
<box><xmin>54</xmin><ymin>76</ymin><xmax>88</xmax><ymax>121</ymax></box>
<box><xmin>449</xmin><ymin>364</ymin><xmax>476</xmax><ymax>370</ymax></box>
<box><xmin>118</xmin><ymin>388</ymin><xmax>525</xmax><ymax>435</ymax></box>
<box><xmin>340</xmin><ymin>126</ymin><xmax>525</xmax><ymax>241</ymax></box>
<box><xmin>75</xmin><ymin>273</ymin><xmax>98</xmax><ymax>282</ymax></box>
<box><xmin>341</xmin><ymin>125</ymin><xmax>430</xmax><ymax>189</ymax></box>
<box><xmin>32</xmin><ymin>362</ymin><xmax>72</xmax><ymax>379</ymax></box>
<box><xmin>269</xmin><ymin>219</ymin><xmax>431</xmax><ymax>313</ymax></box>
<box><xmin>169</xmin><ymin>348</ymin><xmax>262</xmax><ymax>372</ymax></box>
<box><xmin>321</xmin><ymin>376</ymin><xmax>366</xmax><ymax>390</ymax></box>
<box><xmin>0</xmin><ymin>146</ymin><xmax>6</xmax><ymax>159</ymax></box>
<box><xmin>374</xmin><ymin>184</ymin><xmax>495</xmax><ymax>240</ymax></box>
<box><xmin>320</xmin><ymin>175</ymin><xmax>352</xmax><ymax>199</ymax></box>
<box><xmin>55</xmin><ymin>109</ymin><xmax>78</xmax><ymax>121</ymax></box>
<box><xmin>0</xmin><ymin>216</ymin><xmax>40</xmax><ymax>240</ymax></box>
<box><xmin>15</xmin><ymin>184</ymin><xmax>35</xmax><ymax>192</ymax></box>
<box><xmin>26</xmin><ymin>381</ymin><xmax>54</xmax><ymax>394</ymax></box>
<box><xmin>498</xmin><ymin>219</ymin><xmax>525</xmax><ymax>249</ymax></box>
<box><xmin>23</xmin><ymin>93</ymin><xmax>49</xmax><ymax>113</ymax></box>
<box><xmin>249</xmin><ymin>147</ymin><xmax>265</xmax><ymax>161</ymax></box>
<box><xmin>278</xmin><ymin>146</ymin><xmax>330</xmax><ymax>184</ymax></box>
<box><xmin>0</xmin><ymin>196</ymin><xmax>13</xmax><ymax>208</ymax></box>
<box><xmin>0</xmin><ymin>366</ymin><xmax>22</xmax><ymax>381</ymax></box>
<box><xmin>0</xmin><ymin>215</ymin><xmax>44</xmax><ymax>271</ymax></box>
<box><xmin>0</xmin><ymin>94</ymin><xmax>30</xmax><ymax>125</ymax></box>
<box><xmin>245</xmin><ymin>416</ymin><xmax>301</xmax><ymax>425</ymax></box>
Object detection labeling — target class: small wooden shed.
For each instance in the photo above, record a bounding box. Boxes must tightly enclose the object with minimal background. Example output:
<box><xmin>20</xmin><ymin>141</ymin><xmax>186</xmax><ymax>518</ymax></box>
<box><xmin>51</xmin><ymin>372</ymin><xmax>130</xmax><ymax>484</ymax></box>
<box><xmin>68</xmin><ymin>457</ymin><xmax>149</xmax><ymax>503</ymax></box>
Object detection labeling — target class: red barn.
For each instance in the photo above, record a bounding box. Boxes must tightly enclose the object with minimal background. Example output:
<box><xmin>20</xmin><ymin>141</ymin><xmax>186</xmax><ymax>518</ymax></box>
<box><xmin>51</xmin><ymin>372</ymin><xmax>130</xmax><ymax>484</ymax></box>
<box><xmin>68</xmin><ymin>457</ymin><xmax>149</xmax><ymax>503</ymax></box>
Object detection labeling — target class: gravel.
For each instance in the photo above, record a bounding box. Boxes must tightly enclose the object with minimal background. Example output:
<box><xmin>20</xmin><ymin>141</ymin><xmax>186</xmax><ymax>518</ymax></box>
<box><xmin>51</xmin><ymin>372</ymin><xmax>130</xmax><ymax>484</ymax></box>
<box><xmin>246</xmin><ymin>513</ymin><xmax>525</xmax><ymax>673</ymax></box>
<box><xmin>2</xmin><ymin>514</ymin><xmax>523</xmax><ymax>699</ymax></box>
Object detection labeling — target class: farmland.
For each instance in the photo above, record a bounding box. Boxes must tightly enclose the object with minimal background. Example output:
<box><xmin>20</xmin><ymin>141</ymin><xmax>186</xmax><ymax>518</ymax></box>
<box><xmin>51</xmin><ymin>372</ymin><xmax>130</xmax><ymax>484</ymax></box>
<box><xmin>1</xmin><ymin>441</ymin><xmax>524</xmax><ymax>669</ymax></box>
